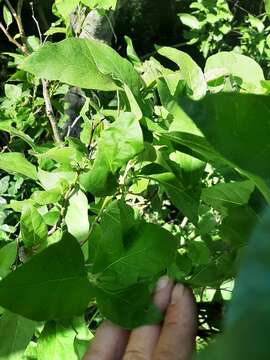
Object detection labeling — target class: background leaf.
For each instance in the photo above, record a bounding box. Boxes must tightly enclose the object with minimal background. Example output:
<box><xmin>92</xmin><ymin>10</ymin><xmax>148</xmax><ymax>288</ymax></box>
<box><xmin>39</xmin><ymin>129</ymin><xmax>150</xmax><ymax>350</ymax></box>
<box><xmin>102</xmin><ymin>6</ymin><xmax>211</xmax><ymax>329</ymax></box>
<box><xmin>37</xmin><ymin>321</ymin><xmax>78</xmax><ymax>360</ymax></box>
<box><xmin>80</xmin><ymin>112</ymin><xmax>143</xmax><ymax>196</ymax></box>
<box><xmin>20</xmin><ymin>205</ymin><xmax>48</xmax><ymax>248</ymax></box>
<box><xmin>0</xmin><ymin>153</ymin><xmax>37</xmax><ymax>180</ymax></box>
<box><xmin>0</xmin><ymin>311</ymin><xmax>36</xmax><ymax>360</ymax></box>
<box><xmin>158</xmin><ymin>47</ymin><xmax>207</xmax><ymax>100</ymax></box>
<box><xmin>65</xmin><ymin>188</ymin><xmax>89</xmax><ymax>242</ymax></box>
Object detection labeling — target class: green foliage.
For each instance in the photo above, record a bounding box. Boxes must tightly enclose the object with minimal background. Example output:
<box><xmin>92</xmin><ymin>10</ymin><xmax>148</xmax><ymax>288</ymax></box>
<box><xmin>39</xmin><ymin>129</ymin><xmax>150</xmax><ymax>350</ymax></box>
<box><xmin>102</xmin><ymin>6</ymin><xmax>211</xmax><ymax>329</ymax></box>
<box><xmin>0</xmin><ymin>0</ymin><xmax>270</xmax><ymax>358</ymax></box>
<box><xmin>179</xmin><ymin>0</ymin><xmax>270</xmax><ymax>73</ymax></box>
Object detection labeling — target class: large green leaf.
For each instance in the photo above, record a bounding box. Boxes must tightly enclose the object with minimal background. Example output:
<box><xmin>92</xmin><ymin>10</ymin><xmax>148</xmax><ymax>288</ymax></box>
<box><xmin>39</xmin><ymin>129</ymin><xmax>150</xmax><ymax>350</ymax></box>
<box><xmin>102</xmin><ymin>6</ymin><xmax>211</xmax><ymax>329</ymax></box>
<box><xmin>0</xmin><ymin>153</ymin><xmax>37</xmax><ymax>180</ymax></box>
<box><xmin>20</xmin><ymin>205</ymin><xmax>48</xmax><ymax>248</ymax></box>
<box><xmin>0</xmin><ymin>311</ymin><xmax>36</xmax><ymax>360</ymax></box>
<box><xmin>37</xmin><ymin>321</ymin><xmax>78</xmax><ymax>360</ymax></box>
<box><xmin>80</xmin><ymin>112</ymin><xmax>143</xmax><ymax>196</ymax></box>
<box><xmin>22</xmin><ymin>38</ymin><xmax>142</xmax><ymax>94</ymax></box>
<box><xmin>0</xmin><ymin>234</ymin><xmax>93</xmax><ymax>321</ymax></box>
<box><xmin>158</xmin><ymin>47</ymin><xmax>207</xmax><ymax>100</ymax></box>
<box><xmin>65</xmin><ymin>188</ymin><xmax>89</xmax><ymax>242</ymax></box>
<box><xmin>198</xmin><ymin>208</ymin><xmax>270</xmax><ymax>359</ymax></box>
<box><xmin>184</xmin><ymin>93</ymin><xmax>270</xmax><ymax>183</ymax></box>
<box><xmin>205</xmin><ymin>51</ymin><xmax>265</xmax><ymax>91</ymax></box>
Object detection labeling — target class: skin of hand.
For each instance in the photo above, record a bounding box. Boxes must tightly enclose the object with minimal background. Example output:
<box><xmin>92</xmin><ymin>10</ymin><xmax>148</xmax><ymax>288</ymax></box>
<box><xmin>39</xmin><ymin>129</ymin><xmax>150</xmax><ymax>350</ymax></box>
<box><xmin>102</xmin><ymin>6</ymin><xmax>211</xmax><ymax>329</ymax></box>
<box><xmin>83</xmin><ymin>277</ymin><xmax>197</xmax><ymax>360</ymax></box>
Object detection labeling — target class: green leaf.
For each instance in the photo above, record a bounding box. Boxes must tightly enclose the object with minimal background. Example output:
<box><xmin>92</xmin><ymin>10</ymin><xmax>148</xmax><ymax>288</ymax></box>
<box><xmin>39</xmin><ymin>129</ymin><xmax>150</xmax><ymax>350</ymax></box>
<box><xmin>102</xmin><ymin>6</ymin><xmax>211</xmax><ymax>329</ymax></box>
<box><xmin>20</xmin><ymin>205</ymin><xmax>48</xmax><ymax>248</ymax></box>
<box><xmin>0</xmin><ymin>153</ymin><xmax>37</xmax><ymax>180</ymax></box>
<box><xmin>205</xmin><ymin>51</ymin><xmax>265</xmax><ymax>91</ymax></box>
<box><xmin>178</xmin><ymin>13</ymin><xmax>200</xmax><ymax>29</ymax></box>
<box><xmin>22</xmin><ymin>38</ymin><xmax>142</xmax><ymax>95</ymax></box>
<box><xmin>55</xmin><ymin>0</ymin><xmax>79</xmax><ymax>19</ymax></box>
<box><xmin>198</xmin><ymin>208</ymin><xmax>270</xmax><ymax>359</ymax></box>
<box><xmin>0</xmin><ymin>311</ymin><xmax>36</xmax><ymax>360</ymax></box>
<box><xmin>92</xmin><ymin>201</ymin><xmax>177</xmax><ymax>290</ymax></box>
<box><xmin>4</xmin><ymin>84</ymin><xmax>22</xmax><ymax>99</ymax></box>
<box><xmin>0</xmin><ymin>125</ymin><xmax>37</xmax><ymax>152</ymax></box>
<box><xmin>157</xmin><ymin>78</ymin><xmax>201</xmax><ymax>135</ymax></box>
<box><xmin>37</xmin><ymin>169</ymin><xmax>76</xmax><ymax>191</ymax></box>
<box><xmin>40</xmin><ymin>146</ymin><xmax>83</xmax><ymax>166</ymax></box>
<box><xmin>124</xmin><ymin>35</ymin><xmax>141</xmax><ymax>66</ymax></box>
<box><xmin>201</xmin><ymin>181</ymin><xmax>255</xmax><ymax>209</ymax></box>
<box><xmin>65</xmin><ymin>188</ymin><xmax>89</xmax><ymax>242</ymax></box>
<box><xmin>96</xmin><ymin>283</ymin><xmax>162</xmax><ymax>330</ymax></box>
<box><xmin>80</xmin><ymin>113</ymin><xmax>143</xmax><ymax>196</ymax></box>
<box><xmin>0</xmin><ymin>234</ymin><xmax>93</xmax><ymax>321</ymax></box>
<box><xmin>158</xmin><ymin>47</ymin><xmax>207</xmax><ymax>100</ymax></box>
<box><xmin>72</xmin><ymin>316</ymin><xmax>93</xmax><ymax>359</ymax></box>
<box><xmin>43</xmin><ymin>210</ymin><xmax>60</xmax><ymax>227</ymax></box>
<box><xmin>220</xmin><ymin>206</ymin><xmax>260</xmax><ymax>248</ymax></box>
<box><xmin>82</xmin><ymin>0</ymin><xmax>117</xmax><ymax>10</ymax></box>
<box><xmin>0</xmin><ymin>242</ymin><xmax>17</xmax><ymax>280</ymax></box>
<box><xmin>3</xmin><ymin>5</ymin><xmax>13</xmax><ymax>28</ymax></box>
<box><xmin>184</xmin><ymin>93</ymin><xmax>270</xmax><ymax>184</ymax></box>
<box><xmin>141</xmin><ymin>165</ymin><xmax>199</xmax><ymax>224</ymax></box>
<box><xmin>31</xmin><ymin>189</ymin><xmax>62</xmax><ymax>206</ymax></box>
<box><xmin>37</xmin><ymin>321</ymin><xmax>78</xmax><ymax>360</ymax></box>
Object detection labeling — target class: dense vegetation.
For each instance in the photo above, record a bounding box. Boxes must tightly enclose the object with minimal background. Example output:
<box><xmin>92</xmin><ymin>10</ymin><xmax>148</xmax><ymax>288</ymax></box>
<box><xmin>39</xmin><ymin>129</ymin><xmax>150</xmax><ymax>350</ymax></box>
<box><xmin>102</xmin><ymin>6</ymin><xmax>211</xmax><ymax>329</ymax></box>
<box><xmin>0</xmin><ymin>0</ymin><xmax>270</xmax><ymax>358</ymax></box>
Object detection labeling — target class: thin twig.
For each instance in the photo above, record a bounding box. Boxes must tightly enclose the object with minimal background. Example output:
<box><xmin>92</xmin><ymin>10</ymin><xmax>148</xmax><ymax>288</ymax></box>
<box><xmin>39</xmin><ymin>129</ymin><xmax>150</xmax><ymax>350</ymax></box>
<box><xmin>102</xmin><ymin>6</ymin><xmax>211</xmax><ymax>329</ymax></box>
<box><xmin>42</xmin><ymin>80</ymin><xmax>62</xmax><ymax>144</ymax></box>
<box><xmin>0</xmin><ymin>21</ymin><xmax>25</xmax><ymax>52</ymax></box>
<box><xmin>5</xmin><ymin>0</ymin><xmax>27</xmax><ymax>53</ymax></box>
<box><xmin>66</xmin><ymin>115</ymin><xmax>81</xmax><ymax>138</ymax></box>
<box><xmin>30</xmin><ymin>1</ymin><xmax>42</xmax><ymax>43</ymax></box>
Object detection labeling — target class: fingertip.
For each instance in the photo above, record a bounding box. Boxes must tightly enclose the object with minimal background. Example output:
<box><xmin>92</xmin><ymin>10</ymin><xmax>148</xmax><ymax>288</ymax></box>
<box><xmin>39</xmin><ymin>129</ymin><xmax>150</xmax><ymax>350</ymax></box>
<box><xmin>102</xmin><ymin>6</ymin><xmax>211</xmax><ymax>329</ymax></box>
<box><xmin>154</xmin><ymin>276</ymin><xmax>174</xmax><ymax>311</ymax></box>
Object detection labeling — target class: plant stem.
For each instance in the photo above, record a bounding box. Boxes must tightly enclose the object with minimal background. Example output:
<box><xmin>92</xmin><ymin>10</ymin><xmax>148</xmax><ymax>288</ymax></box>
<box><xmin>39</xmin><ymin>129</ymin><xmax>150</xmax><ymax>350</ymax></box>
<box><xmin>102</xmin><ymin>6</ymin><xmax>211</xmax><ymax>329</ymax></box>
<box><xmin>42</xmin><ymin>80</ymin><xmax>62</xmax><ymax>144</ymax></box>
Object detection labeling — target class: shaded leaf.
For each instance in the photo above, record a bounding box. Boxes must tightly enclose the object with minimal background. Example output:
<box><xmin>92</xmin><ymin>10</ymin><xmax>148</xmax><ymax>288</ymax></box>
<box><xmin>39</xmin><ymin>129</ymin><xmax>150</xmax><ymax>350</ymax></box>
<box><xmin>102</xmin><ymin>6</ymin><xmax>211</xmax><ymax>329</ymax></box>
<box><xmin>0</xmin><ymin>242</ymin><xmax>17</xmax><ymax>280</ymax></box>
<box><xmin>201</xmin><ymin>180</ymin><xmax>255</xmax><ymax>209</ymax></box>
<box><xmin>0</xmin><ymin>311</ymin><xmax>36</xmax><ymax>360</ymax></box>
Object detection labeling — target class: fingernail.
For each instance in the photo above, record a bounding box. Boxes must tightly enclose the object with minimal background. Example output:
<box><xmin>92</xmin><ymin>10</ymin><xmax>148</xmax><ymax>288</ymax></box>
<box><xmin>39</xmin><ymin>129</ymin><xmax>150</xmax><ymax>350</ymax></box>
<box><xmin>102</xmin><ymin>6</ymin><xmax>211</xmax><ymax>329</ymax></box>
<box><xmin>155</xmin><ymin>275</ymin><xmax>170</xmax><ymax>292</ymax></box>
<box><xmin>170</xmin><ymin>283</ymin><xmax>185</xmax><ymax>304</ymax></box>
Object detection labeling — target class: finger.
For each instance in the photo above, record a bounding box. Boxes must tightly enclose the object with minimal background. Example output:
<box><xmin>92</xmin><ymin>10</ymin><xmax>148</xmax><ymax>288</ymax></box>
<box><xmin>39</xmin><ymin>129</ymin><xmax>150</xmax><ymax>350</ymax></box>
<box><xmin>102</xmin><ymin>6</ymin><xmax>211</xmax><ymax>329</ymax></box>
<box><xmin>154</xmin><ymin>283</ymin><xmax>197</xmax><ymax>360</ymax></box>
<box><xmin>123</xmin><ymin>276</ymin><xmax>174</xmax><ymax>360</ymax></box>
<box><xmin>84</xmin><ymin>320</ymin><xmax>129</xmax><ymax>360</ymax></box>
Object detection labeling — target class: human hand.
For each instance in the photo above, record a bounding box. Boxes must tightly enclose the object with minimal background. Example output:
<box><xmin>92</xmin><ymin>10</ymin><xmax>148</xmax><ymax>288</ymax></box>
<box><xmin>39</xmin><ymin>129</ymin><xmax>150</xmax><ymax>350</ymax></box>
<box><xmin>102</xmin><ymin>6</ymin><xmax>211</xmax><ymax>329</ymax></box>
<box><xmin>84</xmin><ymin>277</ymin><xmax>197</xmax><ymax>360</ymax></box>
